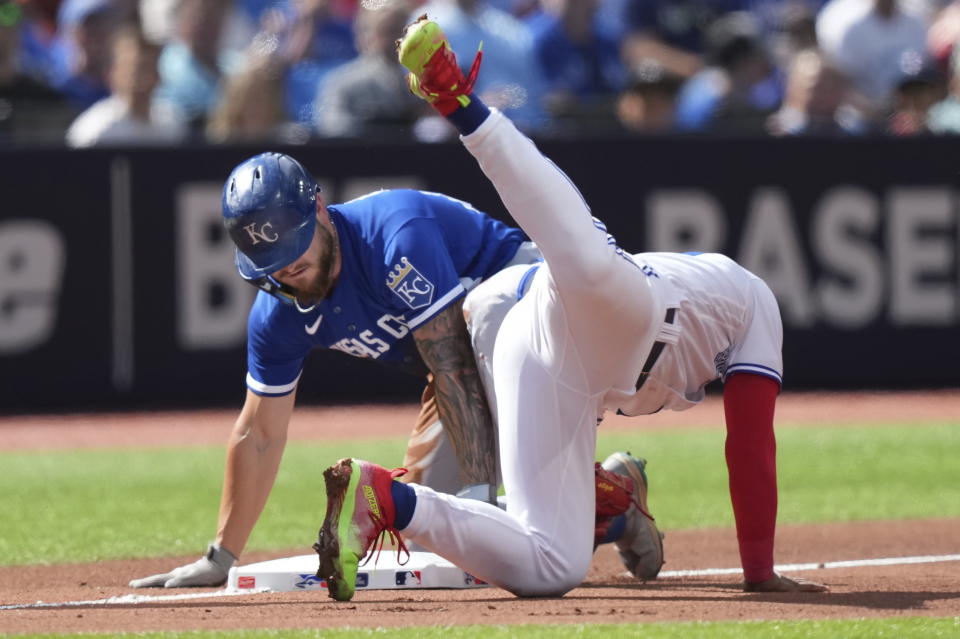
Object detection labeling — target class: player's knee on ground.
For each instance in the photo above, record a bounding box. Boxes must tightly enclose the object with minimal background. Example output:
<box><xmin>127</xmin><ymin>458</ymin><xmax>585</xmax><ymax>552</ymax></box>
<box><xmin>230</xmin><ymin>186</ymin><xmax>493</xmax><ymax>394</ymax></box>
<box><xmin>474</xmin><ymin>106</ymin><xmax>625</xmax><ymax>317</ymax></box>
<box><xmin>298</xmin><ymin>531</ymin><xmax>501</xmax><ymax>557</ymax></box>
<box><xmin>505</xmin><ymin>546</ymin><xmax>592</xmax><ymax>598</ymax></box>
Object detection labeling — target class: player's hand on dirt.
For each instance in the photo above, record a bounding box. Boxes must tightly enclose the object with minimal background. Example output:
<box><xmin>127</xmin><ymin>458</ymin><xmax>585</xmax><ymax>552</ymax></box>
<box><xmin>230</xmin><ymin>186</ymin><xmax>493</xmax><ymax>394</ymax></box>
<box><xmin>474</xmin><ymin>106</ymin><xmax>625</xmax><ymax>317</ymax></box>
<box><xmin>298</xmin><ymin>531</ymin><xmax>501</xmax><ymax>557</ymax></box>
<box><xmin>129</xmin><ymin>544</ymin><xmax>237</xmax><ymax>588</ymax></box>
<box><xmin>744</xmin><ymin>572</ymin><xmax>829</xmax><ymax>593</ymax></box>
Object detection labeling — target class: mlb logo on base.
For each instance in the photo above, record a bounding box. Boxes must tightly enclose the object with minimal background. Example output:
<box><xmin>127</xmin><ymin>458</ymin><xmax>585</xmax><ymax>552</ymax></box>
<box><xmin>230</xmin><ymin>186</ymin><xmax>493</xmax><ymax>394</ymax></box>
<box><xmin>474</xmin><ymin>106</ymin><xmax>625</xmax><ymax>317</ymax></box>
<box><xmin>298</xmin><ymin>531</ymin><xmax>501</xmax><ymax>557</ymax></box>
<box><xmin>395</xmin><ymin>570</ymin><xmax>422</xmax><ymax>586</ymax></box>
<box><xmin>464</xmin><ymin>573</ymin><xmax>487</xmax><ymax>586</ymax></box>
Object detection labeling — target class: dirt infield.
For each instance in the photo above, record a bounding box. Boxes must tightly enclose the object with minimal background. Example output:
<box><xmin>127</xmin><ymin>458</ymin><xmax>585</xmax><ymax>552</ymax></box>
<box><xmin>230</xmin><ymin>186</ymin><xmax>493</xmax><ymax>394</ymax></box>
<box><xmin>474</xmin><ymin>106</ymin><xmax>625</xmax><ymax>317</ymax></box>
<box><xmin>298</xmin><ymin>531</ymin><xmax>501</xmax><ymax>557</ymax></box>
<box><xmin>3</xmin><ymin>389</ymin><xmax>959</xmax><ymax>451</ymax></box>
<box><xmin>2</xmin><ymin>391</ymin><xmax>959</xmax><ymax>633</ymax></box>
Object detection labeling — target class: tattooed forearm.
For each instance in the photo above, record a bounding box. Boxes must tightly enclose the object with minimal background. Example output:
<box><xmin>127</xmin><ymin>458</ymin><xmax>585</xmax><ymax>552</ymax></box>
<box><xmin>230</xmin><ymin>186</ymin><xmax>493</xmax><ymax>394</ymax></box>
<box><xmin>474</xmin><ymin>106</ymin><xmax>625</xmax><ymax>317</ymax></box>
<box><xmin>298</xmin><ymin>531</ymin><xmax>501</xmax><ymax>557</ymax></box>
<box><xmin>413</xmin><ymin>300</ymin><xmax>497</xmax><ymax>486</ymax></box>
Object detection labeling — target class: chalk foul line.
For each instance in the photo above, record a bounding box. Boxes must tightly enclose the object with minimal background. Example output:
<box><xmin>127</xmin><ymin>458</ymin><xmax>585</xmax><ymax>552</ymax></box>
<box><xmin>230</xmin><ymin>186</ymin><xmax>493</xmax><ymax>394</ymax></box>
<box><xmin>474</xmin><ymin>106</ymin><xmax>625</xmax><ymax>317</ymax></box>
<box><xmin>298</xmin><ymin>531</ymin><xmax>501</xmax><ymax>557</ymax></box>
<box><xmin>0</xmin><ymin>587</ymin><xmax>270</xmax><ymax>611</ymax></box>
<box><xmin>659</xmin><ymin>552</ymin><xmax>960</xmax><ymax>578</ymax></box>
<box><xmin>2</xmin><ymin>553</ymin><xmax>958</xmax><ymax>610</ymax></box>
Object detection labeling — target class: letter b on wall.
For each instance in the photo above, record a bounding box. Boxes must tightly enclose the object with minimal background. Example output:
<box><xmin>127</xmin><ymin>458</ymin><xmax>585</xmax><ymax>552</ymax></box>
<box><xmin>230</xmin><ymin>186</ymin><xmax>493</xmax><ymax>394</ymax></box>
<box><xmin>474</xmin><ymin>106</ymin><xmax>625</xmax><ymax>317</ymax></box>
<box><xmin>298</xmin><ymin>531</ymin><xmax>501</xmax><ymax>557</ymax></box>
<box><xmin>177</xmin><ymin>184</ymin><xmax>255</xmax><ymax>349</ymax></box>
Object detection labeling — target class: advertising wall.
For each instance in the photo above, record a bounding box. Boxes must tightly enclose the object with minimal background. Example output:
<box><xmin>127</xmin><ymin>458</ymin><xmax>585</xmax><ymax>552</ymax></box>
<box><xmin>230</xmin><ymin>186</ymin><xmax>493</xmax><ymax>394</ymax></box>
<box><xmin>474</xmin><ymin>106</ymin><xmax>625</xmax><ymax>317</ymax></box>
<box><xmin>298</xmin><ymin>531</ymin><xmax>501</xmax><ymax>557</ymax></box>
<box><xmin>1</xmin><ymin>136</ymin><xmax>957</xmax><ymax>410</ymax></box>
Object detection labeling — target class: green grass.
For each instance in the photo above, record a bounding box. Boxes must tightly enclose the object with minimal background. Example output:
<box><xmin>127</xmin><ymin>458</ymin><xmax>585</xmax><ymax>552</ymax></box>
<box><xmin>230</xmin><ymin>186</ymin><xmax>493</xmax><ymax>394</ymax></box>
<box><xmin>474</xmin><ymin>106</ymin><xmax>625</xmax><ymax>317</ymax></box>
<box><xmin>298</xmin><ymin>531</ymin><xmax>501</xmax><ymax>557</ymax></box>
<box><xmin>8</xmin><ymin>617</ymin><xmax>960</xmax><ymax>638</ymax></box>
<box><xmin>1</xmin><ymin>424</ymin><xmax>958</xmax><ymax>566</ymax></box>
<box><xmin>0</xmin><ymin>439</ymin><xmax>405</xmax><ymax>565</ymax></box>
<box><xmin>601</xmin><ymin>422</ymin><xmax>960</xmax><ymax>526</ymax></box>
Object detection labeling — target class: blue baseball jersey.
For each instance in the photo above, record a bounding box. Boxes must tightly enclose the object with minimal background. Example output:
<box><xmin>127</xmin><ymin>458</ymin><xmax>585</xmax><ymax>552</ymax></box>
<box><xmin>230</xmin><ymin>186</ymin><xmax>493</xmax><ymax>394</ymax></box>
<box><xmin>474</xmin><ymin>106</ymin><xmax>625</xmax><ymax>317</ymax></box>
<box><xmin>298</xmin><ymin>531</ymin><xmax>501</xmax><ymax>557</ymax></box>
<box><xmin>245</xmin><ymin>189</ymin><xmax>526</xmax><ymax>396</ymax></box>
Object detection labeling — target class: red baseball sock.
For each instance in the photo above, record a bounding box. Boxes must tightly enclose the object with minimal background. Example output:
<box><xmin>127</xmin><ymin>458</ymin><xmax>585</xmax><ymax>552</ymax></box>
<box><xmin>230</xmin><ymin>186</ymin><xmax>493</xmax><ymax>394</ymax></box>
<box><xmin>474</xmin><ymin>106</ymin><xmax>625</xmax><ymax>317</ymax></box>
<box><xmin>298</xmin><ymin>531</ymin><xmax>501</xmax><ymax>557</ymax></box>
<box><xmin>723</xmin><ymin>373</ymin><xmax>779</xmax><ymax>583</ymax></box>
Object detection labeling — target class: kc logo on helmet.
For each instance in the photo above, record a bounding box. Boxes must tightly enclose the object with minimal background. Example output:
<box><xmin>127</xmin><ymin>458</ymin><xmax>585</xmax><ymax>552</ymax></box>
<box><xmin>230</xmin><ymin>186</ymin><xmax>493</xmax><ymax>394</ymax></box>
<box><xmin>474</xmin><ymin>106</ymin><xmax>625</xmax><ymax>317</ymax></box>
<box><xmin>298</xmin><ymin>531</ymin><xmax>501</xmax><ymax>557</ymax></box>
<box><xmin>244</xmin><ymin>221</ymin><xmax>279</xmax><ymax>244</ymax></box>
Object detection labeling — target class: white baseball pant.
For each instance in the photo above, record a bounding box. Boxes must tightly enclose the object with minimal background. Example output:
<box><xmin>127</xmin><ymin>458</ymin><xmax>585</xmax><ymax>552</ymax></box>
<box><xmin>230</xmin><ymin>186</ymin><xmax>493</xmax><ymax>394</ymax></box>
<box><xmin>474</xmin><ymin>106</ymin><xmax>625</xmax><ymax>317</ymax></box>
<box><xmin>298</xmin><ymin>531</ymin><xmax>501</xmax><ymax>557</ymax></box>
<box><xmin>402</xmin><ymin>109</ymin><xmax>666</xmax><ymax>595</ymax></box>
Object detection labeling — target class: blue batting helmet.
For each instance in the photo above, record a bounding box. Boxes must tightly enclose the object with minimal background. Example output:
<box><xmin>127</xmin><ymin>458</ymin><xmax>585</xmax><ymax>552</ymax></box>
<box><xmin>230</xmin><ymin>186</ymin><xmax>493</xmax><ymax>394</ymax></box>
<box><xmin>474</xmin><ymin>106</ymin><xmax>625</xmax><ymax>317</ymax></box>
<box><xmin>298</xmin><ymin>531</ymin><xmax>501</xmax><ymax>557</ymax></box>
<box><xmin>222</xmin><ymin>152</ymin><xmax>318</xmax><ymax>283</ymax></box>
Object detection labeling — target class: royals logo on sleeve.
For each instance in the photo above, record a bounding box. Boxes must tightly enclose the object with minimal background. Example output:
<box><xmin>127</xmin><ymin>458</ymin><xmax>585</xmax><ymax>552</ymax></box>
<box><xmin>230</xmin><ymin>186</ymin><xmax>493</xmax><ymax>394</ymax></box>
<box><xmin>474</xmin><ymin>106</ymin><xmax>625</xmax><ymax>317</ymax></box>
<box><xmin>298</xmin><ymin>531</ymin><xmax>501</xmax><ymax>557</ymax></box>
<box><xmin>387</xmin><ymin>257</ymin><xmax>435</xmax><ymax>310</ymax></box>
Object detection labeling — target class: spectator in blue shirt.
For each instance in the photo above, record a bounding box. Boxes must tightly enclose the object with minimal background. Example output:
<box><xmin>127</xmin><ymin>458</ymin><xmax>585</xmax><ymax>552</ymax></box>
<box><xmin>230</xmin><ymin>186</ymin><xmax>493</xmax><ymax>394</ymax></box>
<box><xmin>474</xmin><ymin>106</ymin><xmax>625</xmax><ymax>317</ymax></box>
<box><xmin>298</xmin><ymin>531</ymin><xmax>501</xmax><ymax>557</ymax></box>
<box><xmin>47</xmin><ymin>0</ymin><xmax>122</xmax><ymax>109</ymax></box>
<box><xmin>674</xmin><ymin>11</ymin><xmax>775</xmax><ymax>133</ymax></box>
<box><xmin>153</xmin><ymin>0</ymin><xmax>233</xmax><ymax>130</ymax></box>
<box><xmin>278</xmin><ymin>0</ymin><xmax>357</xmax><ymax>124</ymax></box>
<box><xmin>530</xmin><ymin>0</ymin><xmax>625</xmax><ymax>98</ymax></box>
<box><xmin>620</xmin><ymin>0</ymin><xmax>746</xmax><ymax>79</ymax></box>
<box><xmin>618</xmin><ymin>0</ymin><xmax>828</xmax><ymax>85</ymax></box>
<box><xmin>529</xmin><ymin>0</ymin><xmax>626</xmax><ymax>132</ymax></box>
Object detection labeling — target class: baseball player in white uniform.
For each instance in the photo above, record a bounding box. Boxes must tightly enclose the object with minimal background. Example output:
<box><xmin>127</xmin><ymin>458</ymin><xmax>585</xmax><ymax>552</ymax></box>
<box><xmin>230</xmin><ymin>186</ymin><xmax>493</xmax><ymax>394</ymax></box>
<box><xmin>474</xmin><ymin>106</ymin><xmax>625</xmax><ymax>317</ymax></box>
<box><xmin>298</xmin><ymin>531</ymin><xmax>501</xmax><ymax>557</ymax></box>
<box><xmin>313</xmin><ymin>16</ymin><xmax>829</xmax><ymax>599</ymax></box>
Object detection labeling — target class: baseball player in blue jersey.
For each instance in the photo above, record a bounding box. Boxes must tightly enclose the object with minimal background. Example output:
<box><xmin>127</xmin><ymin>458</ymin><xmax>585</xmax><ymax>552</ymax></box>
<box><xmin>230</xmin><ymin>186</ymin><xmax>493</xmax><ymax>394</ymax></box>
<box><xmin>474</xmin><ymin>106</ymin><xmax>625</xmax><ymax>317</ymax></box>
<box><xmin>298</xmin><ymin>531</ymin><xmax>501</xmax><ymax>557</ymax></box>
<box><xmin>128</xmin><ymin>152</ymin><xmax>538</xmax><ymax>587</ymax></box>
<box><xmin>130</xmin><ymin>150</ymin><xmax>659</xmax><ymax>588</ymax></box>
<box><xmin>313</xmin><ymin>16</ymin><xmax>829</xmax><ymax>600</ymax></box>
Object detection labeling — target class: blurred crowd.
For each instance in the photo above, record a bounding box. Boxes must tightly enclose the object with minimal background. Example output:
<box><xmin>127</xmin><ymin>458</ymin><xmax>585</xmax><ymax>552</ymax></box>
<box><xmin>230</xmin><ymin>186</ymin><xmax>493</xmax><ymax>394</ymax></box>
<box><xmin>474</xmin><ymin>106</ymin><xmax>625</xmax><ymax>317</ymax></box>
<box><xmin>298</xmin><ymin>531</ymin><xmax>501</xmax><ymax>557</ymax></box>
<box><xmin>2</xmin><ymin>0</ymin><xmax>960</xmax><ymax>146</ymax></box>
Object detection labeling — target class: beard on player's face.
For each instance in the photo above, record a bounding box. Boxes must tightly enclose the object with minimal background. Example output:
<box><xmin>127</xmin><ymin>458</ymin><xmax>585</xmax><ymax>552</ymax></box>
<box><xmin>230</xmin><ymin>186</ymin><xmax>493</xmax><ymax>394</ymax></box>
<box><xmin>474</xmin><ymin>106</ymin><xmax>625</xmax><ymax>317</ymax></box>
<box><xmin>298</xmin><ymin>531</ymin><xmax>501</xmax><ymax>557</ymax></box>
<box><xmin>271</xmin><ymin>219</ymin><xmax>339</xmax><ymax>306</ymax></box>
<box><xmin>292</xmin><ymin>222</ymin><xmax>339</xmax><ymax>305</ymax></box>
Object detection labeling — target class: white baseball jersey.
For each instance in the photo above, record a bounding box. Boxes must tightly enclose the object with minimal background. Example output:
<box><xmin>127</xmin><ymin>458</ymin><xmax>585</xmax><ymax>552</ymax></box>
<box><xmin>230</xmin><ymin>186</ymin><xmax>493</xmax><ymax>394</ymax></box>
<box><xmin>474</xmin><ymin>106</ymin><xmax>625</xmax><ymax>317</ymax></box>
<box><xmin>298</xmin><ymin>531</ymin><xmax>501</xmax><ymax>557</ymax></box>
<box><xmin>604</xmin><ymin>251</ymin><xmax>783</xmax><ymax>417</ymax></box>
<box><xmin>465</xmin><ymin>251</ymin><xmax>783</xmax><ymax>423</ymax></box>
